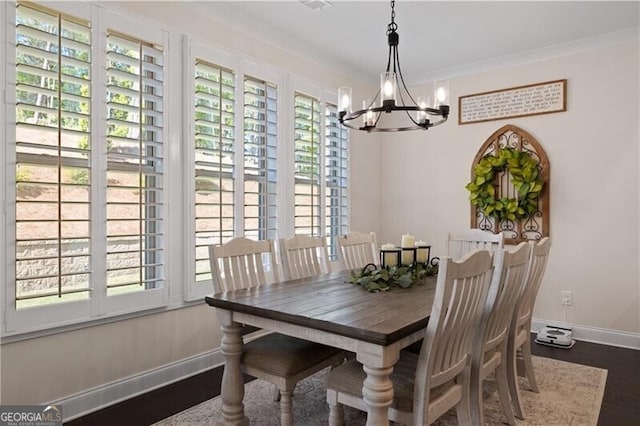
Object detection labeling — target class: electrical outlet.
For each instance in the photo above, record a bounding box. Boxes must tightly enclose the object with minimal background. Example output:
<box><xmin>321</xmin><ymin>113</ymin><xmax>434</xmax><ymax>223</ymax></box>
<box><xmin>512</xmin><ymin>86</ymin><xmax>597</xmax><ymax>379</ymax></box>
<box><xmin>561</xmin><ymin>290</ymin><xmax>573</xmax><ymax>306</ymax></box>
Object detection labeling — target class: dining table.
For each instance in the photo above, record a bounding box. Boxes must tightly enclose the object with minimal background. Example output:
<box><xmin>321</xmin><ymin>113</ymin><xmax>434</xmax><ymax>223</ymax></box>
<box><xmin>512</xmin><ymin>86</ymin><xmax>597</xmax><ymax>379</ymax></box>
<box><xmin>205</xmin><ymin>269</ymin><xmax>437</xmax><ymax>426</ymax></box>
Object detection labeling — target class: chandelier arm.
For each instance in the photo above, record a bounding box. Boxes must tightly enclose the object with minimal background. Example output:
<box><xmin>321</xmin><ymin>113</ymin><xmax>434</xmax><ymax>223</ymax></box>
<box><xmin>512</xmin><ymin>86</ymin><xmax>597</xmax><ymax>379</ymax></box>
<box><xmin>394</xmin><ymin>46</ymin><xmax>418</xmax><ymax>106</ymax></box>
<box><xmin>386</xmin><ymin>44</ymin><xmax>393</xmax><ymax>73</ymax></box>
<box><xmin>393</xmin><ymin>45</ymin><xmax>398</xmax><ymax>73</ymax></box>
<box><xmin>373</xmin><ymin>110</ymin><xmax>383</xmax><ymax>127</ymax></box>
<box><xmin>404</xmin><ymin>108</ymin><xmax>422</xmax><ymax>127</ymax></box>
<box><xmin>341</xmin><ymin>105</ymin><xmax>443</xmax><ymax>121</ymax></box>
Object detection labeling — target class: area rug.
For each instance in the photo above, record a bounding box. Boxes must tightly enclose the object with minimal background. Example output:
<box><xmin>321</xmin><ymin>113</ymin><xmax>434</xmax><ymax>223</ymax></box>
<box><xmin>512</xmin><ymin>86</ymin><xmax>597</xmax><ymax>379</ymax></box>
<box><xmin>155</xmin><ymin>356</ymin><xmax>607</xmax><ymax>425</ymax></box>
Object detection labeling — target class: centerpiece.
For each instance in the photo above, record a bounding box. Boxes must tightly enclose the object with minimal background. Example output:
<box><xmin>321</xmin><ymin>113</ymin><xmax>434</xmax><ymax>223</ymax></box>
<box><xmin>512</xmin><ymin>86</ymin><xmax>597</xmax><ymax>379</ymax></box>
<box><xmin>348</xmin><ymin>234</ymin><xmax>439</xmax><ymax>292</ymax></box>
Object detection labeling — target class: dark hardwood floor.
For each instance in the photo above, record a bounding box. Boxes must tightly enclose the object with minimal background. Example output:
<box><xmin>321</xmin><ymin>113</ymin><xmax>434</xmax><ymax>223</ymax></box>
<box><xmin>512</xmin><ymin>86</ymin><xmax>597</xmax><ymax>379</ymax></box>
<box><xmin>66</xmin><ymin>335</ymin><xmax>639</xmax><ymax>425</ymax></box>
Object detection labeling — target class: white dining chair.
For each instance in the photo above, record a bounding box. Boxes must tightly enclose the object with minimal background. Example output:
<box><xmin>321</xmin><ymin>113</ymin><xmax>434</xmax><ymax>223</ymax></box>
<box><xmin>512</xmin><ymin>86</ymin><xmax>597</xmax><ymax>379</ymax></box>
<box><xmin>447</xmin><ymin>228</ymin><xmax>504</xmax><ymax>260</ymax></box>
<box><xmin>470</xmin><ymin>242</ymin><xmax>532</xmax><ymax>426</ymax></box>
<box><xmin>326</xmin><ymin>250</ymin><xmax>493</xmax><ymax>425</ymax></box>
<box><xmin>507</xmin><ymin>237</ymin><xmax>551</xmax><ymax>419</ymax></box>
<box><xmin>337</xmin><ymin>231</ymin><xmax>378</xmax><ymax>271</ymax></box>
<box><xmin>208</xmin><ymin>237</ymin><xmax>345</xmax><ymax>426</ymax></box>
<box><xmin>279</xmin><ymin>234</ymin><xmax>330</xmax><ymax>281</ymax></box>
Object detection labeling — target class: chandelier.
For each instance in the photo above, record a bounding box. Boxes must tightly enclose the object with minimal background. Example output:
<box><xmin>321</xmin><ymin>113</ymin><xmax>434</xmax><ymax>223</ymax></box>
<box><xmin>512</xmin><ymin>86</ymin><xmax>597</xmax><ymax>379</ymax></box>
<box><xmin>338</xmin><ymin>0</ymin><xmax>450</xmax><ymax>132</ymax></box>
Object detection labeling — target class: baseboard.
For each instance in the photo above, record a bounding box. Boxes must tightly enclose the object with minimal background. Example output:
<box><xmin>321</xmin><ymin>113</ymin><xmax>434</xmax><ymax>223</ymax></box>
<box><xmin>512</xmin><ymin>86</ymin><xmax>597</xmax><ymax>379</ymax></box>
<box><xmin>531</xmin><ymin>318</ymin><xmax>640</xmax><ymax>350</ymax></box>
<box><xmin>51</xmin><ymin>349</ymin><xmax>224</xmax><ymax>422</ymax></box>
<box><xmin>51</xmin><ymin>320</ymin><xmax>637</xmax><ymax>421</ymax></box>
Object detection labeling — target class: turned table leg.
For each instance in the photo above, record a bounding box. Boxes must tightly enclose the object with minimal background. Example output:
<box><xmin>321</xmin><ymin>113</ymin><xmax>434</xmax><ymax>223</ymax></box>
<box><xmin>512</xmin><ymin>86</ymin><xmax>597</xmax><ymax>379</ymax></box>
<box><xmin>218</xmin><ymin>312</ymin><xmax>248</xmax><ymax>425</ymax></box>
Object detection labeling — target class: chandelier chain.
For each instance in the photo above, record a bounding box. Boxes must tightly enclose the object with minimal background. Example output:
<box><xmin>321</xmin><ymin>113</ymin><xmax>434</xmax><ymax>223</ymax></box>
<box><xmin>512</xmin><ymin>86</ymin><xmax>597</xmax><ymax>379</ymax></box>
<box><xmin>388</xmin><ymin>0</ymin><xmax>397</xmax><ymax>33</ymax></box>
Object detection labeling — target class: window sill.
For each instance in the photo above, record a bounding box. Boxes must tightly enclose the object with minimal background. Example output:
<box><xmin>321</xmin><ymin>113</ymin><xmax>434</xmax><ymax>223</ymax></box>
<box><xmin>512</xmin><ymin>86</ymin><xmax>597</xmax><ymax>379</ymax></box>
<box><xmin>1</xmin><ymin>298</ymin><xmax>206</xmax><ymax>345</ymax></box>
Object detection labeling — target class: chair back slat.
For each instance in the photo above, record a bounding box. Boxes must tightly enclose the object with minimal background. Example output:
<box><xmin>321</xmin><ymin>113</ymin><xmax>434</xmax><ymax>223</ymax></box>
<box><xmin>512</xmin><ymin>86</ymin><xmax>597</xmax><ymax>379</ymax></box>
<box><xmin>480</xmin><ymin>242</ymin><xmax>531</xmax><ymax>352</ymax></box>
<box><xmin>337</xmin><ymin>232</ymin><xmax>377</xmax><ymax>271</ymax></box>
<box><xmin>413</xmin><ymin>250</ymin><xmax>493</xmax><ymax>422</ymax></box>
<box><xmin>514</xmin><ymin>237</ymin><xmax>551</xmax><ymax>328</ymax></box>
<box><xmin>447</xmin><ymin>229</ymin><xmax>504</xmax><ymax>260</ymax></box>
<box><xmin>209</xmin><ymin>237</ymin><xmax>279</xmax><ymax>293</ymax></box>
<box><xmin>279</xmin><ymin>235</ymin><xmax>329</xmax><ymax>280</ymax></box>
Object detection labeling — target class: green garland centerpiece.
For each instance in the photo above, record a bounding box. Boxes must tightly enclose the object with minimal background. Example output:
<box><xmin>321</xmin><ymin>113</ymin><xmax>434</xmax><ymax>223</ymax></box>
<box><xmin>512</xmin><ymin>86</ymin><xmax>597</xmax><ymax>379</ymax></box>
<box><xmin>465</xmin><ymin>147</ymin><xmax>544</xmax><ymax>222</ymax></box>
<box><xmin>348</xmin><ymin>261</ymin><xmax>439</xmax><ymax>293</ymax></box>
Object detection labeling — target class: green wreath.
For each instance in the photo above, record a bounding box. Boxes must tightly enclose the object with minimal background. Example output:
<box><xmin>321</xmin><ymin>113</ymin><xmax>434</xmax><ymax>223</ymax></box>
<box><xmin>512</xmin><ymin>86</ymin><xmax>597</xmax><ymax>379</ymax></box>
<box><xmin>465</xmin><ymin>147</ymin><xmax>544</xmax><ymax>222</ymax></box>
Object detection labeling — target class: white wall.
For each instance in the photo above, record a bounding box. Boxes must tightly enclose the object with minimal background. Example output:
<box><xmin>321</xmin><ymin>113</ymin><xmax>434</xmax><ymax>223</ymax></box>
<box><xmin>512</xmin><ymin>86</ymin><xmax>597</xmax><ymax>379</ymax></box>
<box><xmin>379</xmin><ymin>42</ymin><xmax>640</xmax><ymax>337</ymax></box>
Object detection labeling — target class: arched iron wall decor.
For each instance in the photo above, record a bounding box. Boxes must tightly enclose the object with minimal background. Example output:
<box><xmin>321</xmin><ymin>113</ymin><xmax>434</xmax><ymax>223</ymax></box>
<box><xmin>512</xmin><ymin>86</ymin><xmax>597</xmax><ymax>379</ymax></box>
<box><xmin>469</xmin><ymin>125</ymin><xmax>550</xmax><ymax>244</ymax></box>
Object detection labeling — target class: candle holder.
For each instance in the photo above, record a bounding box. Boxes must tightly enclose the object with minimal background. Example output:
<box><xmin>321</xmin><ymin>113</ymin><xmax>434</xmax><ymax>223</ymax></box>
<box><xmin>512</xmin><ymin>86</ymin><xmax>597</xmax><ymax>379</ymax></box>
<box><xmin>401</xmin><ymin>247</ymin><xmax>417</xmax><ymax>266</ymax></box>
<box><xmin>380</xmin><ymin>248</ymin><xmax>401</xmax><ymax>269</ymax></box>
<box><xmin>415</xmin><ymin>244</ymin><xmax>431</xmax><ymax>265</ymax></box>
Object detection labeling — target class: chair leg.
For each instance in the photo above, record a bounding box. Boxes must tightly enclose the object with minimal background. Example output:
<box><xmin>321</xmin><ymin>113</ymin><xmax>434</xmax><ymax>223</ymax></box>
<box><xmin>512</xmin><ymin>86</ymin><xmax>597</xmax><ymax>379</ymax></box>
<box><xmin>327</xmin><ymin>389</ymin><xmax>345</xmax><ymax>426</ymax></box>
<box><xmin>507</xmin><ymin>342</ymin><xmax>525</xmax><ymax>420</ymax></box>
<box><xmin>328</xmin><ymin>403</ymin><xmax>344</xmax><ymax>426</ymax></box>
<box><xmin>495</xmin><ymin>360</ymin><xmax>517</xmax><ymax>426</ymax></box>
<box><xmin>456</xmin><ymin>370</ymin><xmax>472</xmax><ymax>425</ymax></box>
<box><xmin>469</xmin><ymin>364</ymin><xmax>484</xmax><ymax>426</ymax></box>
<box><xmin>521</xmin><ymin>336</ymin><xmax>539</xmax><ymax>393</ymax></box>
<box><xmin>279</xmin><ymin>389</ymin><xmax>293</xmax><ymax>426</ymax></box>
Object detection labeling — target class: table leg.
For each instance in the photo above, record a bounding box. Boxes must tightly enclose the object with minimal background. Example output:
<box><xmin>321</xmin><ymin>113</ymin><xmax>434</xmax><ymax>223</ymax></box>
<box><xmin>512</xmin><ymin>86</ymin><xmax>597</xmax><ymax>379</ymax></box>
<box><xmin>361</xmin><ymin>364</ymin><xmax>394</xmax><ymax>426</ymax></box>
<box><xmin>219</xmin><ymin>318</ymin><xmax>248</xmax><ymax>425</ymax></box>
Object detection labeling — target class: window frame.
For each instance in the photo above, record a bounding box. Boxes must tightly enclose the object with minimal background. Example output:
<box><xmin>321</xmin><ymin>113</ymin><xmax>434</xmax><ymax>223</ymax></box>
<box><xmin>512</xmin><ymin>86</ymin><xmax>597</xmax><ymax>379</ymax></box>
<box><xmin>184</xmin><ymin>38</ymin><xmax>286</xmax><ymax>301</ymax></box>
<box><xmin>288</xmin><ymin>77</ymin><xmax>349</xmax><ymax>261</ymax></box>
<box><xmin>4</xmin><ymin>2</ymin><xmax>170</xmax><ymax>335</ymax></box>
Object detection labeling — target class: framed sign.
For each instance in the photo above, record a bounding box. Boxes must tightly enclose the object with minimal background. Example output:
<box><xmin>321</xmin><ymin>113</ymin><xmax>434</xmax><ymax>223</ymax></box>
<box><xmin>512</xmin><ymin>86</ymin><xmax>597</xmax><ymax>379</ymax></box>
<box><xmin>458</xmin><ymin>79</ymin><xmax>566</xmax><ymax>125</ymax></box>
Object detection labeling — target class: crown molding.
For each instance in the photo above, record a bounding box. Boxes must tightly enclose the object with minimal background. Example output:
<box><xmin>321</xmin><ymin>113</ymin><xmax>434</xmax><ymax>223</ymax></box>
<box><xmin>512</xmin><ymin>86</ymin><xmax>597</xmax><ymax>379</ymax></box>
<box><xmin>413</xmin><ymin>26</ymin><xmax>639</xmax><ymax>84</ymax></box>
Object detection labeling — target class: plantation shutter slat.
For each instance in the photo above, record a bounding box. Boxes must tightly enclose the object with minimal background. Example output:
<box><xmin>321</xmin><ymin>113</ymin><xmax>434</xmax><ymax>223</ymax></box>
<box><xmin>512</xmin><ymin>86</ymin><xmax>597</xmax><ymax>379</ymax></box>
<box><xmin>194</xmin><ymin>60</ymin><xmax>235</xmax><ymax>283</ymax></box>
<box><xmin>105</xmin><ymin>31</ymin><xmax>164</xmax><ymax>294</ymax></box>
<box><xmin>324</xmin><ymin>103</ymin><xmax>348</xmax><ymax>261</ymax></box>
<box><xmin>15</xmin><ymin>3</ymin><xmax>92</xmax><ymax>307</ymax></box>
<box><xmin>294</xmin><ymin>92</ymin><xmax>321</xmax><ymax>237</ymax></box>
<box><xmin>243</xmin><ymin>76</ymin><xmax>277</xmax><ymax>241</ymax></box>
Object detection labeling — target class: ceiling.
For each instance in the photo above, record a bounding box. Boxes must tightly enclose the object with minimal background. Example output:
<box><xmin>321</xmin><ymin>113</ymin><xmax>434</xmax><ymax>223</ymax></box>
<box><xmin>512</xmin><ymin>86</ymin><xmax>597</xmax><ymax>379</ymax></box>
<box><xmin>190</xmin><ymin>1</ymin><xmax>639</xmax><ymax>84</ymax></box>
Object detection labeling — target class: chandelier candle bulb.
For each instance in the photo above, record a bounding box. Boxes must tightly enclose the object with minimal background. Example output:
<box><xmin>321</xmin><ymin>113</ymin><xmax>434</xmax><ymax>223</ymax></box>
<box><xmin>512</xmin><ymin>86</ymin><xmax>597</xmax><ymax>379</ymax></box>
<box><xmin>338</xmin><ymin>87</ymin><xmax>352</xmax><ymax>113</ymax></box>
<box><xmin>416</xmin><ymin>96</ymin><xmax>430</xmax><ymax>125</ymax></box>
<box><xmin>434</xmin><ymin>80</ymin><xmax>450</xmax><ymax>107</ymax></box>
<box><xmin>381</xmin><ymin>72</ymin><xmax>397</xmax><ymax>107</ymax></box>
<box><xmin>363</xmin><ymin>99</ymin><xmax>375</xmax><ymax>127</ymax></box>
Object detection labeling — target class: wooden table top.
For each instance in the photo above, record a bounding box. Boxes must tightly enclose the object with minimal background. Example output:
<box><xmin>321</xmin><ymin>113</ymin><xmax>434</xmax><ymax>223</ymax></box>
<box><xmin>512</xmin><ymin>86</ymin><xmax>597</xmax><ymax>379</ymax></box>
<box><xmin>205</xmin><ymin>270</ymin><xmax>436</xmax><ymax>346</ymax></box>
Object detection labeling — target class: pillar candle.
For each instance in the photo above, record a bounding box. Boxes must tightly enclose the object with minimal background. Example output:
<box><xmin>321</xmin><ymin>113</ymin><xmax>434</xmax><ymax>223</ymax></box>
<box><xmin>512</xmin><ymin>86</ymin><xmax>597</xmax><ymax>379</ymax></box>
<box><xmin>380</xmin><ymin>243</ymin><xmax>397</xmax><ymax>267</ymax></box>
<box><xmin>401</xmin><ymin>234</ymin><xmax>415</xmax><ymax>265</ymax></box>
<box><xmin>401</xmin><ymin>234</ymin><xmax>415</xmax><ymax>248</ymax></box>
<box><xmin>415</xmin><ymin>240</ymin><xmax>429</xmax><ymax>263</ymax></box>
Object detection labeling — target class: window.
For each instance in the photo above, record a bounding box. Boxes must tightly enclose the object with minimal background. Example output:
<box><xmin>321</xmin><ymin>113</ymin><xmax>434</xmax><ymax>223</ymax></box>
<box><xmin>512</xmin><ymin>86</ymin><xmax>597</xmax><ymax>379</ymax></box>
<box><xmin>14</xmin><ymin>2</ymin><xmax>92</xmax><ymax>308</ymax></box>
<box><xmin>324</xmin><ymin>103</ymin><xmax>348</xmax><ymax>260</ymax></box>
<box><xmin>292</xmin><ymin>90</ymin><xmax>349</xmax><ymax>259</ymax></box>
<box><xmin>192</xmin><ymin>60</ymin><xmax>235</xmax><ymax>284</ymax></box>
<box><xmin>105</xmin><ymin>31</ymin><xmax>165</xmax><ymax>296</ymax></box>
<box><xmin>293</xmin><ymin>92</ymin><xmax>321</xmax><ymax>237</ymax></box>
<box><xmin>7</xmin><ymin>2</ymin><xmax>168</xmax><ymax>334</ymax></box>
<box><xmin>243</xmin><ymin>76</ymin><xmax>277</xmax><ymax>241</ymax></box>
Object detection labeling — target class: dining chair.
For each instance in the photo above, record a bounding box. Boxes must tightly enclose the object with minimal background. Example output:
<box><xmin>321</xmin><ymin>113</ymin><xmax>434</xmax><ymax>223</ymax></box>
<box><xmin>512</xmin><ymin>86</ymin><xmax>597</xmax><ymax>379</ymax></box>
<box><xmin>506</xmin><ymin>237</ymin><xmax>551</xmax><ymax>419</ymax></box>
<box><xmin>326</xmin><ymin>249</ymin><xmax>493</xmax><ymax>425</ymax></box>
<box><xmin>447</xmin><ymin>228</ymin><xmax>504</xmax><ymax>260</ymax></box>
<box><xmin>208</xmin><ymin>237</ymin><xmax>345</xmax><ymax>426</ymax></box>
<box><xmin>470</xmin><ymin>242</ymin><xmax>532</xmax><ymax>426</ymax></box>
<box><xmin>279</xmin><ymin>234</ymin><xmax>330</xmax><ymax>281</ymax></box>
<box><xmin>337</xmin><ymin>231</ymin><xmax>378</xmax><ymax>271</ymax></box>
